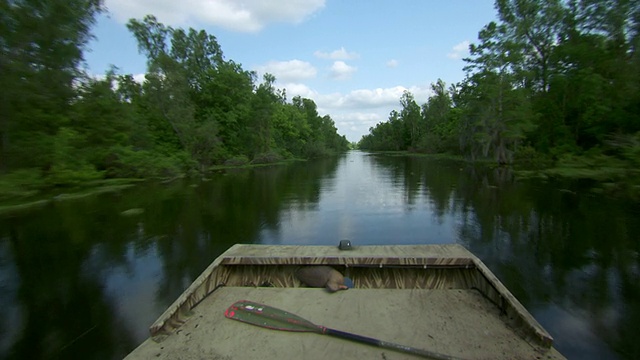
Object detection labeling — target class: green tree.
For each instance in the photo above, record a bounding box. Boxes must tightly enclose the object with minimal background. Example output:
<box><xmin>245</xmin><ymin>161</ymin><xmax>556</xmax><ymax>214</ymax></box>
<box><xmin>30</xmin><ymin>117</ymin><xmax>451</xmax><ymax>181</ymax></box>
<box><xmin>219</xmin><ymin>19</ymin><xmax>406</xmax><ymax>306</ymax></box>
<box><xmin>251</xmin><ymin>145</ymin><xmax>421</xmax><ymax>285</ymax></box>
<box><xmin>547</xmin><ymin>0</ymin><xmax>640</xmax><ymax>148</ymax></box>
<box><xmin>126</xmin><ymin>16</ymin><xmax>349</xmax><ymax>167</ymax></box>
<box><xmin>388</xmin><ymin>110</ymin><xmax>406</xmax><ymax>150</ymax></box>
<box><xmin>419</xmin><ymin>79</ymin><xmax>456</xmax><ymax>153</ymax></box>
<box><xmin>0</xmin><ymin>0</ymin><xmax>104</xmax><ymax>171</ymax></box>
<box><xmin>197</xmin><ymin>60</ymin><xmax>254</xmax><ymax>157</ymax></box>
<box><xmin>460</xmin><ymin>21</ymin><xmax>536</xmax><ymax>164</ymax></box>
<box><xmin>127</xmin><ymin>16</ymin><xmax>195</xmax><ymax>152</ymax></box>
<box><xmin>358</xmin><ymin>110</ymin><xmax>405</xmax><ymax>151</ymax></box>
<box><xmin>271</xmin><ymin>99</ymin><xmax>311</xmax><ymax>157</ymax></box>
<box><xmin>250</xmin><ymin>74</ymin><xmax>279</xmax><ymax>155</ymax></box>
<box><xmin>399</xmin><ymin>91</ymin><xmax>422</xmax><ymax>149</ymax></box>
<box><xmin>127</xmin><ymin>16</ymin><xmax>226</xmax><ymax>168</ymax></box>
<box><xmin>495</xmin><ymin>0</ymin><xmax>565</xmax><ymax>93</ymax></box>
<box><xmin>71</xmin><ymin>72</ymin><xmax>134</xmax><ymax>168</ymax></box>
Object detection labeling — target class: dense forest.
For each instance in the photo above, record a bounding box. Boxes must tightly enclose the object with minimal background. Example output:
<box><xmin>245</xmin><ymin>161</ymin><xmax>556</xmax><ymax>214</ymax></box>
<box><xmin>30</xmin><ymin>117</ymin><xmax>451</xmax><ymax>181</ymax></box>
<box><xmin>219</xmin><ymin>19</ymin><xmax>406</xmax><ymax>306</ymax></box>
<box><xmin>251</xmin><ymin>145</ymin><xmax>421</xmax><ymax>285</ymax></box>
<box><xmin>0</xmin><ymin>1</ymin><xmax>349</xmax><ymax>191</ymax></box>
<box><xmin>360</xmin><ymin>0</ymin><xmax>640</xmax><ymax>173</ymax></box>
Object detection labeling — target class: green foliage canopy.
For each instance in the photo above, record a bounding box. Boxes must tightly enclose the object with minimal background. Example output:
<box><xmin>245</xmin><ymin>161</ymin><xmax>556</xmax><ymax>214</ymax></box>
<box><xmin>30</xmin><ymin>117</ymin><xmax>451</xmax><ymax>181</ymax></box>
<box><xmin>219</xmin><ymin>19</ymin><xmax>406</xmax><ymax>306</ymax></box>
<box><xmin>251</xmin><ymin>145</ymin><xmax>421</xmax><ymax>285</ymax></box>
<box><xmin>359</xmin><ymin>0</ymin><xmax>640</xmax><ymax>174</ymax></box>
<box><xmin>0</xmin><ymin>9</ymin><xmax>348</xmax><ymax>191</ymax></box>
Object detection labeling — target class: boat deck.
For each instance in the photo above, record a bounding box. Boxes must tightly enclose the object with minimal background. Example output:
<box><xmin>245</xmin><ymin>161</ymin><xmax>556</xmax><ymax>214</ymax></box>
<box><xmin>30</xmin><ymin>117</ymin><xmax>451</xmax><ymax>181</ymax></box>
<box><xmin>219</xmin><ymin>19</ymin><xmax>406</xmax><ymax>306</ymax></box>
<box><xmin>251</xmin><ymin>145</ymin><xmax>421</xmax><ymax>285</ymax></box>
<box><xmin>125</xmin><ymin>244</ymin><xmax>565</xmax><ymax>359</ymax></box>
<box><xmin>126</xmin><ymin>287</ymin><xmax>564</xmax><ymax>360</ymax></box>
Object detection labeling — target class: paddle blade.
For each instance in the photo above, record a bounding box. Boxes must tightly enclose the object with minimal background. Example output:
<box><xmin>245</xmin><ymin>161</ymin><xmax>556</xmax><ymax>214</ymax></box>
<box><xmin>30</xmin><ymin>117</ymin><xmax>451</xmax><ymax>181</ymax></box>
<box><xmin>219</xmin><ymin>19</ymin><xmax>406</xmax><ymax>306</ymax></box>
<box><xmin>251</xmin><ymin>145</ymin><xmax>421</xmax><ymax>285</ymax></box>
<box><xmin>225</xmin><ymin>300</ymin><xmax>323</xmax><ymax>333</ymax></box>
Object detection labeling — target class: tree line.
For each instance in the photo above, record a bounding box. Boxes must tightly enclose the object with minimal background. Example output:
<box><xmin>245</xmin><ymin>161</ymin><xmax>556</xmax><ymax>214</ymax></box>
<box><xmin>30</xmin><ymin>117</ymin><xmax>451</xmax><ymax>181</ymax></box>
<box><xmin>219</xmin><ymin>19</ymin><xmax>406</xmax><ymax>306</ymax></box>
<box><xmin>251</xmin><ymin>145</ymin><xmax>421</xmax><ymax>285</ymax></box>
<box><xmin>360</xmin><ymin>0</ymin><xmax>640</xmax><ymax>170</ymax></box>
<box><xmin>0</xmin><ymin>1</ymin><xmax>349</xmax><ymax>188</ymax></box>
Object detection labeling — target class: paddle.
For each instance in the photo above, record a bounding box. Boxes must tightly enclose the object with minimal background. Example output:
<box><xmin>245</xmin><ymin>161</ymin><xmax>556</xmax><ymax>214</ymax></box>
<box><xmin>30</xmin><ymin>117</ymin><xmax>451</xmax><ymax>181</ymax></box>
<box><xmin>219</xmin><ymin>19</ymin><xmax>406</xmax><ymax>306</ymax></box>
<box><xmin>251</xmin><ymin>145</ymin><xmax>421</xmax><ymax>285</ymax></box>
<box><xmin>224</xmin><ymin>300</ymin><xmax>464</xmax><ymax>360</ymax></box>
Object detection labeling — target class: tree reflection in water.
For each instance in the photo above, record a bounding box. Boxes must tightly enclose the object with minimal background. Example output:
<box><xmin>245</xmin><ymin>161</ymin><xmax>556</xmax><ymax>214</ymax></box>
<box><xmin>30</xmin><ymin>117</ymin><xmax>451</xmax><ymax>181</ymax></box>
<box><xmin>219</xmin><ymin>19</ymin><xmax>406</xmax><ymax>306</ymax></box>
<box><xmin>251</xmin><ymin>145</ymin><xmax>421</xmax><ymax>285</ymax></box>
<box><xmin>0</xmin><ymin>152</ymin><xmax>638</xmax><ymax>359</ymax></box>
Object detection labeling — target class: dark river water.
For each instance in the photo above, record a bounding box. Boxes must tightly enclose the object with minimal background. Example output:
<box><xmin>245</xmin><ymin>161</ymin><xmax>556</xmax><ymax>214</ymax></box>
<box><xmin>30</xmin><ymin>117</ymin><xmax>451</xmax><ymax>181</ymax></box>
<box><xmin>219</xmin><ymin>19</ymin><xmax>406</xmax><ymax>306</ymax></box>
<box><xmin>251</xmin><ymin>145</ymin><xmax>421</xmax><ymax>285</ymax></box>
<box><xmin>1</xmin><ymin>151</ymin><xmax>639</xmax><ymax>359</ymax></box>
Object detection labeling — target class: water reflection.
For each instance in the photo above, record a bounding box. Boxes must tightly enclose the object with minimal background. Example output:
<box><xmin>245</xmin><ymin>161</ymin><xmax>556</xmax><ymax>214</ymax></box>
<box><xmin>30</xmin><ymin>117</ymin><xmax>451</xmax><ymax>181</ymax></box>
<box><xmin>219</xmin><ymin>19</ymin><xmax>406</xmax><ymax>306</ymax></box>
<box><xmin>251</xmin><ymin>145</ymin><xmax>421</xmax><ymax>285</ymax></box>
<box><xmin>0</xmin><ymin>151</ymin><xmax>638</xmax><ymax>359</ymax></box>
<box><xmin>369</xmin><ymin>153</ymin><xmax>639</xmax><ymax>359</ymax></box>
<box><xmin>0</xmin><ymin>156</ymin><xmax>342</xmax><ymax>359</ymax></box>
<box><xmin>259</xmin><ymin>153</ymin><xmax>462</xmax><ymax>245</ymax></box>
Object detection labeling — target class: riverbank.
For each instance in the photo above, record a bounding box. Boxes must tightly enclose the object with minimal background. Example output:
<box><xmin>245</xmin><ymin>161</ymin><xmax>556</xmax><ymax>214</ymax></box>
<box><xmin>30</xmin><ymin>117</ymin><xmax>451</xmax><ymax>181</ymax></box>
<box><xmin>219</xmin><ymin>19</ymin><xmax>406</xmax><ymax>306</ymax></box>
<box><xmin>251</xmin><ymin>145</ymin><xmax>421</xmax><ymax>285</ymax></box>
<box><xmin>362</xmin><ymin>150</ymin><xmax>640</xmax><ymax>200</ymax></box>
<box><xmin>366</xmin><ymin>150</ymin><xmax>497</xmax><ymax>164</ymax></box>
<box><xmin>0</xmin><ymin>178</ymin><xmax>145</xmax><ymax>216</ymax></box>
<box><xmin>0</xmin><ymin>157</ymin><xmax>312</xmax><ymax>215</ymax></box>
<box><xmin>514</xmin><ymin>153</ymin><xmax>640</xmax><ymax>200</ymax></box>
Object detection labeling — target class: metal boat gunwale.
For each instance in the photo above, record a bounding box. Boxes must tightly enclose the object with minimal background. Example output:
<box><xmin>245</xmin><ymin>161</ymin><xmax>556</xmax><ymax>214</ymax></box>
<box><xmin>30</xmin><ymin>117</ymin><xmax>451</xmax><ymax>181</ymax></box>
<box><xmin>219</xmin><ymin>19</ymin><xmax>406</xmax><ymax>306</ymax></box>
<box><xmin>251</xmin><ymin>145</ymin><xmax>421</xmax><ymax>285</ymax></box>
<box><xmin>127</xmin><ymin>244</ymin><xmax>562</xmax><ymax>359</ymax></box>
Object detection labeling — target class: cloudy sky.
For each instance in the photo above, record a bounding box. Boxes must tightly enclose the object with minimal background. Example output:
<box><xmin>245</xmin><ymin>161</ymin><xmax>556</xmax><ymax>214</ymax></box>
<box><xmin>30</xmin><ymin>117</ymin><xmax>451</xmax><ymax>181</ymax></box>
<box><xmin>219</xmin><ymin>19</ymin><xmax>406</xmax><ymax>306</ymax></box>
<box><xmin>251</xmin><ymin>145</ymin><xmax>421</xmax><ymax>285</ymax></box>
<box><xmin>85</xmin><ymin>1</ymin><xmax>497</xmax><ymax>142</ymax></box>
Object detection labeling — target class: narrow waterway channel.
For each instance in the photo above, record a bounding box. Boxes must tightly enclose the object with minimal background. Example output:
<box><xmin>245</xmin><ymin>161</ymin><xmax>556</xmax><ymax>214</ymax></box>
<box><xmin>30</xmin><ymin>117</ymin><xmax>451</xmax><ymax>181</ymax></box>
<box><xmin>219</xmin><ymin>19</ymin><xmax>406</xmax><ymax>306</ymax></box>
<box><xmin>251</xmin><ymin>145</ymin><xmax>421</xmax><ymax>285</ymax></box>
<box><xmin>0</xmin><ymin>151</ymin><xmax>638</xmax><ymax>359</ymax></box>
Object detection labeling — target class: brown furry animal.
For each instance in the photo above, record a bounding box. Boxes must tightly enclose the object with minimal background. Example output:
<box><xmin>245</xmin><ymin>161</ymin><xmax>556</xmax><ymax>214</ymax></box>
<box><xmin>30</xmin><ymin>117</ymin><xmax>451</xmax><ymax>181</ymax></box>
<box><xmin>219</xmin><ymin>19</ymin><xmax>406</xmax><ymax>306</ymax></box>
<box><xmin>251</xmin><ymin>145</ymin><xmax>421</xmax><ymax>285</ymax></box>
<box><xmin>295</xmin><ymin>266</ymin><xmax>348</xmax><ymax>292</ymax></box>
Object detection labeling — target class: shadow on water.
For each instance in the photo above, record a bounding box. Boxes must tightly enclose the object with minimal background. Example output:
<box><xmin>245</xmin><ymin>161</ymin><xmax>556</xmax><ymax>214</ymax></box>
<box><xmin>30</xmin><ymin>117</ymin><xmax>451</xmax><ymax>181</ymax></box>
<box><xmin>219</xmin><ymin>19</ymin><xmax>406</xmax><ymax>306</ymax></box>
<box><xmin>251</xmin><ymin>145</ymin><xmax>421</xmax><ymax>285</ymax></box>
<box><xmin>0</xmin><ymin>156</ymin><xmax>343</xmax><ymax>359</ymax></box>
<box><xmin>460</xmin><ymin>176</ymin><xmax>640</xmax><ymax>360</ymax></box>
<box><xmin>0</xmin><ymin>151</ymin><xmax>638</xmax><ymax>359</ymax></box>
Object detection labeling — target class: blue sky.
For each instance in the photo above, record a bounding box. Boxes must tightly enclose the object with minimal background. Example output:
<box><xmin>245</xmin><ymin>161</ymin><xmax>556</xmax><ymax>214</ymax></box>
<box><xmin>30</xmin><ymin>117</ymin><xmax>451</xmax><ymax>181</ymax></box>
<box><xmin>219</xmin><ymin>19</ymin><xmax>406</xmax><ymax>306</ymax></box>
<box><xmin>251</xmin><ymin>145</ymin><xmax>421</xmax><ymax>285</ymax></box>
<box><xmin>85</xmin><ymin>1</ymin><xmax>498</xmax><ymax>142</ymax></box>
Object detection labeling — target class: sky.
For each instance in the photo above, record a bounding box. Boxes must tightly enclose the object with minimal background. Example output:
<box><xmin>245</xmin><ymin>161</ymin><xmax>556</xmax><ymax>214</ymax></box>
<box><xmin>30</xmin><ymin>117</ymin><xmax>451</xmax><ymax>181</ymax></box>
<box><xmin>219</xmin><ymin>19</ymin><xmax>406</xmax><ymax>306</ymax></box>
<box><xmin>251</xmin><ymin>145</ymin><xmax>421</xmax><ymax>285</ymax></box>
<box><xmin>85</xmin><ymin>0</ymin><xmax>498</xmax><ymax>142</ymax></box>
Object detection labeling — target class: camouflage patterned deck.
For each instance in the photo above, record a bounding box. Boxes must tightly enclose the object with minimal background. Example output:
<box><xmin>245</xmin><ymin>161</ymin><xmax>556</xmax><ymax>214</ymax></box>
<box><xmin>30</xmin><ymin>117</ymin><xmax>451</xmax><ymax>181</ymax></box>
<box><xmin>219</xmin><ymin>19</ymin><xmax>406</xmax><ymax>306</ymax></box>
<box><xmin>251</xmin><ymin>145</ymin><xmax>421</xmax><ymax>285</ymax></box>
<box><xmin>125</xmin><ymin>244</ymin><xmax>565</xmax><ymax>359</ymax></box>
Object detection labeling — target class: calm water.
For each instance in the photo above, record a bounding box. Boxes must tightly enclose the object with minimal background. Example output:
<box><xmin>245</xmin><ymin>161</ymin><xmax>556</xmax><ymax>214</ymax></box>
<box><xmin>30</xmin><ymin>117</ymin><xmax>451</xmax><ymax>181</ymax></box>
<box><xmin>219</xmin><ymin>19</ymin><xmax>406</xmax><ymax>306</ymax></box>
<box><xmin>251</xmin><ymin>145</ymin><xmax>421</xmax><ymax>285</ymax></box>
<box><xmin>1</xmin><ymin>151</ymin><xmax>638</xmax><ymax>359</ymax></box>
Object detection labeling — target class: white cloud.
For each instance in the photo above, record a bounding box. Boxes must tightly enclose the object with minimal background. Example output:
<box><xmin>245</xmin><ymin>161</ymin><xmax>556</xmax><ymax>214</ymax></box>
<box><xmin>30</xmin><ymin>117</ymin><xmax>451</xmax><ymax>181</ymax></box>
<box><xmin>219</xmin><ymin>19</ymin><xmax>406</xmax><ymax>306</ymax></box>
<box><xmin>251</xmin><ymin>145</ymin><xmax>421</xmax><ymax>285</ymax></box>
<box><xmin>280</xmin><ymin>84</ymin><xmax>432</xmax><ymax>112</ymax></box>
<box><xmin>133</xmin><ymin>73</ymin><xmax>146</xmax><ymax>83</ymax></box>
<box><xmin>274</xmin><ymin>81</ymin><xmax>434</xmax><ymax>142</ymax></box>
<box><xmin>322</xmin><ymin>85</ymin><xmax>433</xmax><ymax>141</ymax></box>
<box><xmin>326</xmin><ymin>86</ymin><xmax>432</xmax><ymax>109</ymax></box>
<box><xmin>280</xmin><ymin>82</ymin><xmax>317</xmax><ymax>99</ymax></box>
<box><xmin>314</xmin><ymin>47</ymin><xmax>359</xmax><ymax>60</ymax></box>
<box><xmin>334</xmin><ymin>112</ymin><xmax>383</xmax><ymax>128</ymax></box>
<box><xmin>329</xmin><ymin>61</ymin><xmax>357</xmax><ymax>80</ymax></box>
<box><xmin>332</xmin><ymin>112</ymin><xmax>384</xmax><ymax>138</ymax></box>
<box><xmin>386</xmin><ymin>59</ymin><xmax>399</xmax><ymax>68</ymax></box>
<box><xmin>105</xmin><ymin>0</ymin><xmax>325</xmax><ymax>32</ymax></box>
<box><xmin>341</xmin><ymin>87</ymin><xmax>406</xmax><ymax>107</ymax></box>
<box><xmin>447</xmin><ymin>40</ymin><xmax>470</xmax><ymax>59</ymax></box>
<box><xmin>255</xmin><ymin>60</ymin><xmax>317</xmax><ymax>82</ymax></box>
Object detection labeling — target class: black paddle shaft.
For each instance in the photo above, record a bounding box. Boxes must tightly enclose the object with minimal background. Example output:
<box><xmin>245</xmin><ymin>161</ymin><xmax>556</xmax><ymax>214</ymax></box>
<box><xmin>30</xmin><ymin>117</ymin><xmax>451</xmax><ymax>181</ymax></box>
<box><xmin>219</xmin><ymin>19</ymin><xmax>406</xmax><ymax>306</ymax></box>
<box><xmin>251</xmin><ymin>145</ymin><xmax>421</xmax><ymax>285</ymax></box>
<box><xmin>323</xmin><ymin>327</ymin><xmax>463</xmax><ymax>360</ymax></box>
